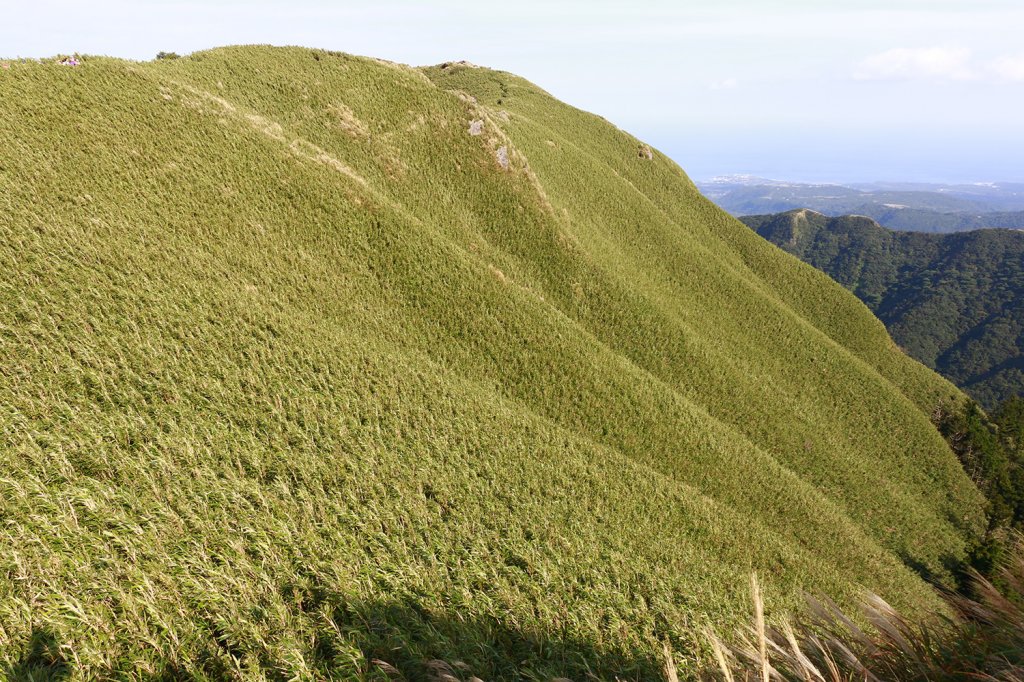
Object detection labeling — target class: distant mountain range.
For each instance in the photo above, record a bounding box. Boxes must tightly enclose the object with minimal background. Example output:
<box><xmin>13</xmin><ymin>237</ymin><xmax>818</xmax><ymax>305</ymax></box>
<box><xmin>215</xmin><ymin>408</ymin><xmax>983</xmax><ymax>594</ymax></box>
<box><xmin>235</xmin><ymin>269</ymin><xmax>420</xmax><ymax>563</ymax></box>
<box><xmin>702</xmin><ymin>176</ymin><xmax>1024</xmax><ymax>233</ymax></box>
<box><xmin>744</xmin><ymin>209</ymin><xmax>1024</xmax><ymax>409</ymax></box>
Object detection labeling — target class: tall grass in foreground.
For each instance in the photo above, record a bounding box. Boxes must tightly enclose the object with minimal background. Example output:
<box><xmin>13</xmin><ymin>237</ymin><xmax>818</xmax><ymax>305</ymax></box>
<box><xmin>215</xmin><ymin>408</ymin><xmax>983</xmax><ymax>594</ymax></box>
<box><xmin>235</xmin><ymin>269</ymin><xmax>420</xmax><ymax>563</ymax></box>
<box><xmin>698</xmin><ymin>535</ymin><xmax>1024</xmax><ymax>681</ymax></box>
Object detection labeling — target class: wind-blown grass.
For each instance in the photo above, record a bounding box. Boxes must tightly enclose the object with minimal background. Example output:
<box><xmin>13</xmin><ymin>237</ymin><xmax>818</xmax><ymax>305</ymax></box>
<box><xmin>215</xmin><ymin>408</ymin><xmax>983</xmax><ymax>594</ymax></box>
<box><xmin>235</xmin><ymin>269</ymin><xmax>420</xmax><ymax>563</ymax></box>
<box><xmin>703</xmin><ymin>534</ymin><xmax>1024</xmax><ymax>681</ymax></box>
<box><xmin>0</xmin><ymin>46</ymin><xmax>988</xmax><ymax>678</ymax></box>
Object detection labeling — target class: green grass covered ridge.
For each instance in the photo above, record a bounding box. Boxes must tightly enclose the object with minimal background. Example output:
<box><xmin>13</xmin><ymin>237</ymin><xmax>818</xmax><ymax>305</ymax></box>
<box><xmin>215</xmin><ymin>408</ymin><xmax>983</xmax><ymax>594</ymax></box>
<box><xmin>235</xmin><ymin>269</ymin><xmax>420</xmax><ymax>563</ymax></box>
<box><xmin>0</xmin><ymin>46</ymin><xmax>987</xmax><ymax>679</ymax></box>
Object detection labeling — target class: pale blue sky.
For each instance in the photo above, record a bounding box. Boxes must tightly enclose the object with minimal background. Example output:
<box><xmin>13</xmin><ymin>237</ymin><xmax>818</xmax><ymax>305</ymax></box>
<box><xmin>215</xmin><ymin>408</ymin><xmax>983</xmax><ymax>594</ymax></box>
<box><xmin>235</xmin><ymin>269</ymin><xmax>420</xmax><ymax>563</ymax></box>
<box><xmin>3</xmin><ymin>1</ymin><xmax>1023</xmax><ymax>182</ymax></box>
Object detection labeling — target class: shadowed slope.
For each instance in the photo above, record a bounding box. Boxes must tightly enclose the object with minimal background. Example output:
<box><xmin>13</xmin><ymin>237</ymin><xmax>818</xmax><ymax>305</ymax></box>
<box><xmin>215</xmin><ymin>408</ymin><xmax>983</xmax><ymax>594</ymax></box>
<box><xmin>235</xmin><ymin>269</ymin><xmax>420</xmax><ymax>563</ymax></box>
<box><xmin>745</xmin><ymin>209</ymin><xmax>1024</xmax><ymax>409</ymax></box>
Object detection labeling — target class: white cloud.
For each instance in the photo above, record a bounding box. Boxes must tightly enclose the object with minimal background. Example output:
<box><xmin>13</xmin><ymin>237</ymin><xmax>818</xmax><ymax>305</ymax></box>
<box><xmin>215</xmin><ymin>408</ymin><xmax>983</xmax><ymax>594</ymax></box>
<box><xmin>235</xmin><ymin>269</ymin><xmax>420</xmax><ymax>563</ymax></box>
<box><xmin>988</xmin><ymin>54</ymin><xmax>1024</xmax><ymax>81</ymax></box>
<box><xmin>710</xmin><ymin>78</ymin><xmax>738</xmax><ymax>90</ymax></box>
<box><xmin>853</xmin><ymin>47</ymin><xmax>975</xmax><ymax>81</ymax></box>
<box><xmin>853</xmin><ymin>47</ymin><xmax>1024</xmax><ymax>83</ymax></box>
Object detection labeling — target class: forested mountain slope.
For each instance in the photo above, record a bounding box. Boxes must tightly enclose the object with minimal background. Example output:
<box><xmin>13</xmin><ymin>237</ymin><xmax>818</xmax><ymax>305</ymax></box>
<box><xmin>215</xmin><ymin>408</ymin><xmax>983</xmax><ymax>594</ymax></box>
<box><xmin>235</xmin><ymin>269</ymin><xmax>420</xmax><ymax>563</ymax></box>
<box><xmin>0</xmin><ymin>47</ymin><xmax>985</xmax><ymax>679</ymax></box>
<box><xmin>744</xmin><ymin>210</ymin><xmax>1024</xmax><ymax>410</ymax></box>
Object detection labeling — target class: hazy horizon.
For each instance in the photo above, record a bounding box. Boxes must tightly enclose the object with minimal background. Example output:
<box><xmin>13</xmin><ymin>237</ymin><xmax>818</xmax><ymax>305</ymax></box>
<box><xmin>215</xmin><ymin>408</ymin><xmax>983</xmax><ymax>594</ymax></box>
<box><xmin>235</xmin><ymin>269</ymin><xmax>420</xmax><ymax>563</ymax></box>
<box><xmin>4</xmin><ymin>1</ymin><xmax>1023</xmax><ymax>185</ymax></box>
<box><xmin>671</xmin><ymin>129</ymin><xmax>1024</xmax><ymax>185</ymax></box>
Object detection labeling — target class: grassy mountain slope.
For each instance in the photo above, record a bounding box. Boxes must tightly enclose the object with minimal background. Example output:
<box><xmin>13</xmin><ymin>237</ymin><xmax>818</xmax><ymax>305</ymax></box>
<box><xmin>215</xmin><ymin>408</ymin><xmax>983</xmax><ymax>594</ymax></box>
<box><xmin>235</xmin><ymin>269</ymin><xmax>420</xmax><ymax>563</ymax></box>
<box><xmin>0</xmin><ymin>47</ymin><xmax>985</xmax><ymax>679</ymax></box>
<box><xmin>744</xmin><ymin>210</ymin><xmax>1024</xmax><ymax>409</ymax></box>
